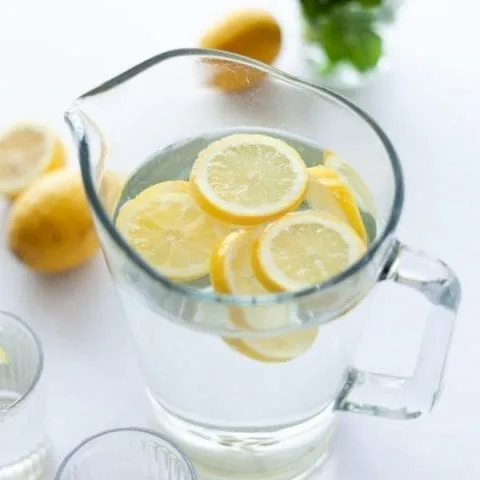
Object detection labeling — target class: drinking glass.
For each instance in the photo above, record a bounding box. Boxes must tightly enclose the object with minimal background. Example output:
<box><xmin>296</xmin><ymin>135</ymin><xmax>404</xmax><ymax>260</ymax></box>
<box><xmin>55</xmin><ymin>428</ymin><xmax>197</xmax><ymax>480</ymax></box>
<box><xmin>66</xmin><ymin>48</ymin><xmax>461</xmax><ymax>480</ymax></box>
<box><xmin>0</xmin><ymin>311</ymin><xmax>49</xmax><ymax>480</ymax></box>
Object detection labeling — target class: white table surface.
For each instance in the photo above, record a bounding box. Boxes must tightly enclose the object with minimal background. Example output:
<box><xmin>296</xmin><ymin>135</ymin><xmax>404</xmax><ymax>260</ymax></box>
<box><xmin>0</xmin><ymin>0</ymin><xmax>478</xmax><ymax>478</ymax></box>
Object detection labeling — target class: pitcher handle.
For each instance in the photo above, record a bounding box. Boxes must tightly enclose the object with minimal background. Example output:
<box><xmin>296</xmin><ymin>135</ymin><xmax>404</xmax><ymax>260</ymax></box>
<box><xmin>336</xmin><ymin>240</ymin><xmax>461</xmax><ymax>419</ymax></box>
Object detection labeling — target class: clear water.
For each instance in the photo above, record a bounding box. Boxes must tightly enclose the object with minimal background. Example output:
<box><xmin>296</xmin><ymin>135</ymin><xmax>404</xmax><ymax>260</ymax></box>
<box><xmin>113</xmin><ymin>128</ymin><xmax>376</xmax><ymax>479</ymax></box>
<box><xmin>0</xmin><ymin>390</ymin><xmax>49</xmax><ymax>480</ymax></box>
<box><xmin>118</xmin><ymin>127</ymin><xmax>329</xmax><ymax>203</ymax></box>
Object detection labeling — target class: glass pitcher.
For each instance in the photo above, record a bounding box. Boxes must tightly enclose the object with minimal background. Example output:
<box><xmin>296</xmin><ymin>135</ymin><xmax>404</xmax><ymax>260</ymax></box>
<box><xmin>66</xmin><ymin>48</ymin><xmax>461</xmax><ymax>480</ymax></box>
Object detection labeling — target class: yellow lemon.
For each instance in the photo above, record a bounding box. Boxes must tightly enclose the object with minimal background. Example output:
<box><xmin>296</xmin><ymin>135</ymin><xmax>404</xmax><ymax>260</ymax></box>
<box><xmin>307</xmin><ymin>164</ymin><xmax>367</xmax><ymax>243</ymax></box>
<box><xmin>211</xmin><ymin>229</ymin><xmax>318</xmax><ymax>363</ymax></box>
<box><xmin>116</xmin><ymin>182</ymin><xmax>229</xmax><ymax>282</ymax></box>
<box><xmin>130</xmin><ymin>180</ymin><xmax>192</xmax><ymax>198</ymax></box>
<box><xmin>223</xmin><ymin>331</ymin><xmax>318</xmax><ymax>364</ymax></box>
<box><xmin>253</xmin><ymin>211</ymin><xmax>366</xmax><ymax>292</ymax></box>
<box><xmin>199</xmin><ymin>9</ymin><xmax>282</xmax><ymax>91</ymax></box>
<box><xmin>191</xmin><ymin>134</ymin><xmax>308</xmax><ymax>225</ymax></box>
<box><xmin>323</xmin><ymin>149</ymin><xmax>377</xmax><ymax>217</ymax></box>
<box><xmin>211</xmin><ymin>229</ymin><xmax>264</xmax><ymax>298</ymax></box>
<box><xmin>7</xmin><ymin>170</ymin><xmax>99</xmax><ymax>273</ymax></box>
<box><xmin>0</xmin><ymin>123</ymin><xmax>66</xmax><ymax>198</ymax></box>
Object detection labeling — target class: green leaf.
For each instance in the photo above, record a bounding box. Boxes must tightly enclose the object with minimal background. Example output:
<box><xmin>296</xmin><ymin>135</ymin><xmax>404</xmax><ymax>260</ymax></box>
<box><xmin>347</xmin><ymin>30</ymin><xmax>382</xmax><ymax>71</ymax></box>
<box><xmin>320</xmin><ymin>22</ymin><xmax>350</xmax><ymax>64</ymax></box>
<box><xmin>300</xmin><ymin>0</ymin><xmax>352</xmax><ymax>21</ymax></box>
<box><xmin>319</xmin><ymin>7</ymin><xmax>383</xmax><ymax>72</ymax></box>
<box><xmin>358</xmin><ymin>0</ymin><xmax>382</xmax><ymax>7</ymax></box>
<box><xmin>300</xmin><ymin>0</ymin><xmax>320</xmax><ymax>20</ymax></box>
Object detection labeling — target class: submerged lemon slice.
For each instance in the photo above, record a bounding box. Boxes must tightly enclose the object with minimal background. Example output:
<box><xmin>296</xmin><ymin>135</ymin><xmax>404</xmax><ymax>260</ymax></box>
<box><xmin>191</xmin><ymin>134</ymin><xmax>308</xmax><ymax>225</ymax></box>
<box><xmin>0</xmin><ymin>347</ymin><xmax>8</xmax><ymax>365</ymax></box>
<box><xmin>224</xmin><ymin>332</ymin><xmax>318</xmax><ymax>364</ymax></box>
<box><xmin>116</xmin><ymin>182</ymin><xmax>229</xmax><ymax>282</ymax></box>
<box><xmin>307</xmin><ymin>164</ymin><xmax>367</xmax><ymax>243</ymax></box>
<box><xmin>253</xmin><ymin>211</ymin><xmax>366</xmax><ymax>292</ymax></box>
<box><xmin>211</xmin><ymin>229</ymin><xmax>318</xmax><ymax>363</ymax></box>
<box><xmin>0</xmin><ymin>123</ymin><xmax>65</xmax><ymax>197</ymax></box>
<box><xmin>323</xmin><ymin>149</ymin><xmax>377</xmax><ymax>217</ymax></box>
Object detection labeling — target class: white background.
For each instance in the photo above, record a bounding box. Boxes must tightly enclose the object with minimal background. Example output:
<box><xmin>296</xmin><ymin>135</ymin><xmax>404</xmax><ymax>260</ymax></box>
<box><xmin>0</xmin><ymin>0</ymin><xmax>479</xmax><ymax>478</ymax></box>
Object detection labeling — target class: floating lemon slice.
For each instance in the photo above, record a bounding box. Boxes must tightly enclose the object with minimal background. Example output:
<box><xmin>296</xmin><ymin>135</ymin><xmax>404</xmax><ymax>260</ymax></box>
<box><xmin>0</xmin><ymin>123</ymin><xmax>65</xmax><ymax>197</ymax></box>
<box><xmin>307</xmin><ymin>164</ymin><xmax>367</xmax><ymax>243</ymax></box>
<box><xmin>0</xmin><ymin>347</ymin><xmax>8</xmax><ymax>365</ymax></box>
<box><xmin>131</xmin><ymin>180</ymin><xmax>192</xmax><ymax>198</ymax></box>
<box><xmin>306</xmin><ymin>170</ymin><xmax>349</xmax><ymax>224</ymax></box>
<box><xmin>211</xmin><ymin>229</ymin><xmax>318</xmax><ymax>363</ymax></box>
<box><xmin>253</xmin><ymin>211</ymin><xmax>366</xmax><ymax>292</ymax></box>
<box><xmin>323</xmin><ymin>149</ymin><xmax>377</xmax><ymax>217</ymax></box>
<box><xmin>211</xmin><ymin>229</ymin><xmax>265</xmax><ymax>299</ymax></box>
<box><xmin>116</xmin><ymin>182</ymin><xmax>229</xmax><ymax>282</ymax></box>
<box><xmin>191</xmin><ymin>134</ymin><xmax>308</xmax><ymax>225</ymax></box>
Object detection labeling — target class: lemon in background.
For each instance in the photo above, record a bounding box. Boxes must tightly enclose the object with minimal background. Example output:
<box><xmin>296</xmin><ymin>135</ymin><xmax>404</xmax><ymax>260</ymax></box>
<box><xmin>199</xmin><ymin>9</ymin><xmax>282</xmax><ymax>91</ymax></box>
<box><xmin>8</xmin><ymin>170</ymin><xmax>99</xmax><ymax>273</ymax></box>
<box><xmin>0</xmin><ymin>123</ymin><xmax>65</xmax><ymax>198</ymax></box>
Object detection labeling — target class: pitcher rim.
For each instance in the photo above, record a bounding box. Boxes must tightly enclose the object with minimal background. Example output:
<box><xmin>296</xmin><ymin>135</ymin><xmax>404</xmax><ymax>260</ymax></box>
<box><xmin>67</xmin><ymin>47</ymin><xmax>404</xmax><ymax>307</ymax></box>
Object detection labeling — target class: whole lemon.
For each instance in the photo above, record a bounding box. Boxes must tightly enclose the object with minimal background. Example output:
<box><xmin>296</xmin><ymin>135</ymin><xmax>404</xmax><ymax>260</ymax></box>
<box><xmin>7</xmin><ymin>170</ymin><xmax>99</xmax><ymax>273</ymax></box>
<box><xmin>199</xmin><ymin>9</ymin><xmax>282</xmax><ymax>91</ymax></box>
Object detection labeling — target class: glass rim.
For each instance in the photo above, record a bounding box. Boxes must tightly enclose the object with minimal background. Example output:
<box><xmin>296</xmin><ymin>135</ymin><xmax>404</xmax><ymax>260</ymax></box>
<box><xmin>66</xmin><ymin>47</ymin><xmax>404</xmax><ymax>307</ymax></box>
<box><xmin>54</xmin><ymin>427</ymin><xmax>197</xmax><ymax>479</ymax></box>
<box><xmin>0</xmin><ymin>310</ymin><xmax>44</xmax><ymax>414</ymax></box>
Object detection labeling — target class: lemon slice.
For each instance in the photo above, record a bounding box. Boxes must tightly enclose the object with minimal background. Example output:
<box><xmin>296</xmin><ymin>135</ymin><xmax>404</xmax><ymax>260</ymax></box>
<box><xmin>323</xmin><ymin>149</ymin><xmax>377</xmax><ymax>216</ymax></box>
<box><xmin>211</xmin><ymin>229</ymin><xmax>318</xmax><ymax>362</ymax></box>
<box><xmin>306</xmin><ymin>171</ymin><xmax>349</xmax><ymax>224</ymax></box>
<box><xmin>307</xmin><ymin>165</ymin><xmax>367</xmax><ymax>243</ymax></box>
<box><xmin>224</xmin><ymin>331</ymin><xmax>318</xmax><ymax>364</ymax></box>
<box><xmin>211</xmin><ymin>229</ymin><xmax>265</xmax><ymax>298</ymax></box>
<box><xmin>116</xmin><ymin>183</ymin><xmax>229</xmax><ymax>282</ymax></box>
<box><xmin>253</xmin><ymin>211</ymin><xmax>366</xmax><ymax>292</ymax></box>
<box><xmin>191</xmin><ymin>134</ymin><xmax>308</xmax><ymax>225</ymax></box>
<box><xmin>0</xmin><ymin>123</ymin><xmax>65</xmax><ymax>197</ymax></box>
<box><xmin>0</xmin><ymin>347</ymin><xmax>8</xmax><ymax>365</ymax></box>
<box><xmin>131</xmin><ymin>180</ymin><xmax>193</xmax><ymax>199</ymax></box>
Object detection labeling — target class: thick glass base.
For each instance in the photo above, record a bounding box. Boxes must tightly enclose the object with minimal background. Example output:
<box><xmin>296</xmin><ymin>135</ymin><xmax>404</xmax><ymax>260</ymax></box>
<box><xmin>148</xmin><ymin>391</ymin><xmax>337</xmax><ymax>480</ymax></box>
